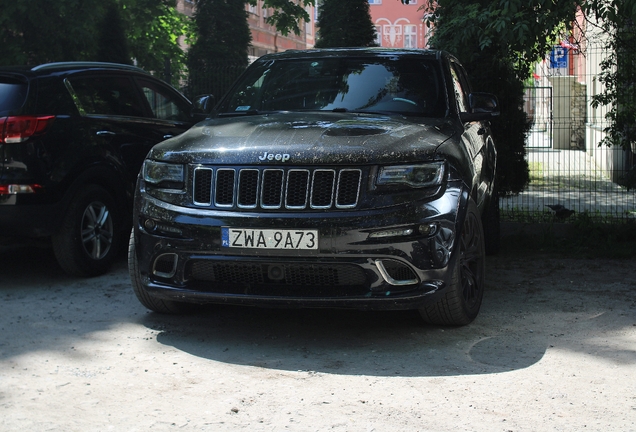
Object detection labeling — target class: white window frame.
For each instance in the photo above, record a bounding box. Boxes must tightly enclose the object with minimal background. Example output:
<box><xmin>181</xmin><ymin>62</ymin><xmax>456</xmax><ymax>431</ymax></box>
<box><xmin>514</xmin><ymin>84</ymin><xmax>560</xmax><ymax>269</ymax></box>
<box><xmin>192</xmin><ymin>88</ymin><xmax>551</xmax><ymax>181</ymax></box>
<box><xmin>404</xmin><ymin>24</ymin><xmax>417</xmax><ymax>48</ymax></box>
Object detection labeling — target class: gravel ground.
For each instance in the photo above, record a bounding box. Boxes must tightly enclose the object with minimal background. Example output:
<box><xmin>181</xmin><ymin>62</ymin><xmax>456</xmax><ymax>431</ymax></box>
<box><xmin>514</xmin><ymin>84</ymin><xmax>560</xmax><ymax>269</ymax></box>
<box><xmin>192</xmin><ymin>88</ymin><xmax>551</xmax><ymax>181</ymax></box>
<box><xmin>1</xmin><ymin>244</ymin><xmax>635</xmax><ymax>431</ymax></box>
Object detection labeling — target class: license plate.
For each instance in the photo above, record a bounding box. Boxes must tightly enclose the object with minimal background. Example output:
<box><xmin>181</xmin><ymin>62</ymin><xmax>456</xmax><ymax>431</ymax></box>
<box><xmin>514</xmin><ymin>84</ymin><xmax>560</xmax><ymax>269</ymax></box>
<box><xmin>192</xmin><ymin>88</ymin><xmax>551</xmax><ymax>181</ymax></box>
<box><xmin>221</xmin><ymin>227</ymin><xmax>318</xmax><ymax>250</ymax></box>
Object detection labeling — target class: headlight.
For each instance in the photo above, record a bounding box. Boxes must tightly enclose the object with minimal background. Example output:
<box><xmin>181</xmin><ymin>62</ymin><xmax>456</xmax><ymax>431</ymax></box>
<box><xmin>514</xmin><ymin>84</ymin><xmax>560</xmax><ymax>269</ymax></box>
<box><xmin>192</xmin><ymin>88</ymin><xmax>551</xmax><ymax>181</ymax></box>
<box><xmin>142</xmin><ymin>160</ymin><xmax>185</xmax><ymax>189</ymax></box>
<box><xmin>376</xmin><ymin>162</ymin><xmax>445</xmax><ymax>188</ymax></box>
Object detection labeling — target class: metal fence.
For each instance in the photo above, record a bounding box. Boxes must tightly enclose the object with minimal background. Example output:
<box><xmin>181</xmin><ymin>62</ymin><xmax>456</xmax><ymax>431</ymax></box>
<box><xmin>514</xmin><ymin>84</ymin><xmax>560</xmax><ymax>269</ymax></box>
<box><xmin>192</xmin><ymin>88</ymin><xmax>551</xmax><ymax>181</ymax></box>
<box><xmin>502</xmin><ymin>41</ymin><xmax>636</xmax><ymax>223</ymax></box>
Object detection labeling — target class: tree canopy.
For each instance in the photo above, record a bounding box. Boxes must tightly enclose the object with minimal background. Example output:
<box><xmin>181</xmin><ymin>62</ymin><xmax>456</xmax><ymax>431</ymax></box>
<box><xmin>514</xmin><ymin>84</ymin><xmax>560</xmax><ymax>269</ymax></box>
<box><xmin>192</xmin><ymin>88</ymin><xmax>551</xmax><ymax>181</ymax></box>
<box><xmin>256</xmin><ymin>0</ymin><xmax>314</xmax><ymax>37</ymax></box>
<box><xmin>0</xmin><ymin>0</ymin><xmax>107</xmax><ymax>65</ymax></box>
<box><xmin>315</xmin><ymin>0</ymin><xmax>377</xmax><ymax>48</ymax></box>
<box><xmin>96</xmin><ymin>2</ymin><xmax>132</xmax><ymax>65</ymax></box>
<box><xmin>0</xmin><ymin>0</ymin><xmax>314</xmax><ymax>82</ymax></box>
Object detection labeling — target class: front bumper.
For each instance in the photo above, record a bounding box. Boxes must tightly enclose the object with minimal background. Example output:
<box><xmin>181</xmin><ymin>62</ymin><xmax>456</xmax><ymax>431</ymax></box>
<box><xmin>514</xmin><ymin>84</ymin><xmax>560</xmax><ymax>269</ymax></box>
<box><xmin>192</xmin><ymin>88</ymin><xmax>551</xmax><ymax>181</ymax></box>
<box><xmin>132</xmin><ymin>183</ymin><xmax>467</xmax><ymax>311</ymax></box>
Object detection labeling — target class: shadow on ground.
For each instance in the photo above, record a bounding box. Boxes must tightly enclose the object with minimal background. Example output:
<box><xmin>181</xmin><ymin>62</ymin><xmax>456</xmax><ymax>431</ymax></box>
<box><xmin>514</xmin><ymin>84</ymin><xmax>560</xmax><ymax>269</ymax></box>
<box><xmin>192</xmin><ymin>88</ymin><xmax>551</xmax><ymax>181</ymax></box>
<box><xmin>2</xmin><ymin>245</ymin><xmax>634</xmax><ymax>378</ymax></box>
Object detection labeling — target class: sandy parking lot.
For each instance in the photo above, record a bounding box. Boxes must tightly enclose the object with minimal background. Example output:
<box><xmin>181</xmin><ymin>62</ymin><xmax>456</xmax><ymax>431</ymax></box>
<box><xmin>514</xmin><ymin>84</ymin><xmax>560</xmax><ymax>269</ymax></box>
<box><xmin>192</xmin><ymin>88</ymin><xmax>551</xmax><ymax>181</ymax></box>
<box><xmin>1</xmin><ymin>244</ymin><xmax>635</xmax><ymax>431</ymax></box>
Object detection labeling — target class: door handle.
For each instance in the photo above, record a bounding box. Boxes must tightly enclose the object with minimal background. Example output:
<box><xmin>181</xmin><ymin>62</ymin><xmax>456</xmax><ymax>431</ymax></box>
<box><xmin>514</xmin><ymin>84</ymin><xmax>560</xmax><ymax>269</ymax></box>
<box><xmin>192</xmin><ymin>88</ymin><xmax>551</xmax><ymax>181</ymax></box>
<box><xmin>96</xmin><ymin>130</ymin><xmax>116</xmax><ymax>136</ymax></box>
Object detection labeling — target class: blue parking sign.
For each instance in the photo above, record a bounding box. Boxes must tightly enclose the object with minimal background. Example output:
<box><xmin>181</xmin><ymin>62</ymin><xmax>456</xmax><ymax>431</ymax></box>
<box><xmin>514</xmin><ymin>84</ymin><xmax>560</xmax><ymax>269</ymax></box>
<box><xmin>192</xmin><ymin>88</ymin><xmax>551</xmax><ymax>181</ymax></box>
<box><xmin>550</xmin><ymin>46</ymin><xmax>568</xmax><ymax>69</ymax></box>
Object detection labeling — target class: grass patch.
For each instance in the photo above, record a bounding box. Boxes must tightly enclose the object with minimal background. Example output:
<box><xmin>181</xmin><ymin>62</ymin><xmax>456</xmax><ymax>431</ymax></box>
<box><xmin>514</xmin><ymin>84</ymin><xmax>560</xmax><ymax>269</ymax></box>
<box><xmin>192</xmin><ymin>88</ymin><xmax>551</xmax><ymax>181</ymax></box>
<box><xmin>528</xmin><ymin>161</ymin><xmax>544</xmax><ymax>183</ymax></box>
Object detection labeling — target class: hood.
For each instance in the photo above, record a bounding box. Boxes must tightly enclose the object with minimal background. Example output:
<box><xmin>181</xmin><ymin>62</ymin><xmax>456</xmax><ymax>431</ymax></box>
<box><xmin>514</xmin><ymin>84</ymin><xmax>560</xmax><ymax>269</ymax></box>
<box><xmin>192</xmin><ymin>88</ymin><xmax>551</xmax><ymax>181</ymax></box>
<box><xmin>149</xmin><ymin>112</ymin><xmax>456</xmax><ymax>165</ymax></box>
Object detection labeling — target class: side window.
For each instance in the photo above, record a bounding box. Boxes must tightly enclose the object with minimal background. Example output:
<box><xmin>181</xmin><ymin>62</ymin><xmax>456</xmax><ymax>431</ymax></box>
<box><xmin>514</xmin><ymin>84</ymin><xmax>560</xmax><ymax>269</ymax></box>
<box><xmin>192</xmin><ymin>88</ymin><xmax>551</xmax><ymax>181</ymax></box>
<box><xmin>68</xmin><ymin>75</ymin><xmax>146</xmax><ymax>117</ymax></box>
<box><xmin>449</xmin><ymin>63</ymin><xmax>469</xmax><ymax>113</ymax></box>
<box><xmin>135</xmin><ymin>78</ymin><xmax>191</xmax><ymax>122</ymax></box>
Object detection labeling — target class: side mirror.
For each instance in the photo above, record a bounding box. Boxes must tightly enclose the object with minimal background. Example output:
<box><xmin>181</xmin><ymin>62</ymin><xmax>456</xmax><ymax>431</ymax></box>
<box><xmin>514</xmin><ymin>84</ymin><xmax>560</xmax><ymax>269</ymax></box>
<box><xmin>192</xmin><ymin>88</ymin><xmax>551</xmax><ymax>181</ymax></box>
<box><xmin>193</xmin><ymin>94</ymin><xmax>215</xmax><ymax>114</ymax></box>
<box><xmin>460</xmin><ymin>92</ymin><xmax>500</xmax><ymax>122</ymax></box>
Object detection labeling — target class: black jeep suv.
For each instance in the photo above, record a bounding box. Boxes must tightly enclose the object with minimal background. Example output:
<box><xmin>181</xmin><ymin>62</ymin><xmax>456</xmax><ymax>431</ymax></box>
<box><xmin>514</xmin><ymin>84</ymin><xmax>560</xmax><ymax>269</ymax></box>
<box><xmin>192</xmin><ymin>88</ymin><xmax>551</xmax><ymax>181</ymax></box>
<box><xmin>0</xmin><ymin>62</ymin><xmax>207</xmax><ymax>276</ymax></box>
<box><xmin>129</xmin><ymin>48</ymin><xmax>500</xmax><ymax>325</ymax></box>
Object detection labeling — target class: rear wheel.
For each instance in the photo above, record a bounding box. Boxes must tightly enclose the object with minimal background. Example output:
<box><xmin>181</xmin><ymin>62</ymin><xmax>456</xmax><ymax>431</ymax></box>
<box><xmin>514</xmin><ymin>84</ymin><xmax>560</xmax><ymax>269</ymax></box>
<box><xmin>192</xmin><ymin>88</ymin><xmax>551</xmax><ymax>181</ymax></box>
<box><xmin>52</xmin><ymin>185</ymin><xmax>121</xmax><ymax>277</ymax></box>
<box><xmin>419</xmin><ymin>199</ymin><xmax>485</xmax><ymax>326</ymax></box>
<box><xmin>128</xmin><ymin>230</ymin><xmax>192</xmax><ymax>314</ymax></box>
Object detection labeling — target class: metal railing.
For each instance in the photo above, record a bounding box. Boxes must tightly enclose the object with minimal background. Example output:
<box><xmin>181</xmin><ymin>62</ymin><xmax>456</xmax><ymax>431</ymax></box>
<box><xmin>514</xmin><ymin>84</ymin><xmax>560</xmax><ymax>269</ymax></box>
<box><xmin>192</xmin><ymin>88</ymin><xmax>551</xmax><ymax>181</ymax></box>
<box><xmin>503</xmin><ymin>42</ymin><xmax>635</xmax><ymax>223</ymax></box>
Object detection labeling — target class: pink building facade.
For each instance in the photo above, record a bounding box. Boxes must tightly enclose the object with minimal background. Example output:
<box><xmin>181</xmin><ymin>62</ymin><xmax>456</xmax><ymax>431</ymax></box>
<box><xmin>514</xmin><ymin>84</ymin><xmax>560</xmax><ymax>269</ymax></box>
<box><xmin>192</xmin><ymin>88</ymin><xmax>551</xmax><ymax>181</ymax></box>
<box><xmin>368</xmin><ymin>0</ymin><xmax>431</xmax><ymax>49</ymax></box>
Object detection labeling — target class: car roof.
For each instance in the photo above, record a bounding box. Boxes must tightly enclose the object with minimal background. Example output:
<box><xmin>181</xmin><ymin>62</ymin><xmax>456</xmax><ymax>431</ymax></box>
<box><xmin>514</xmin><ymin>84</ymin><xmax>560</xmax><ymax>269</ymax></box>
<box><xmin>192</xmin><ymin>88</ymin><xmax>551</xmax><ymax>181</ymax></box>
<box><xmin>256</xmin><ymin>47</ymin><xmax>445</xmax><ymax>62</ymax></box>
<box><xmin>0</xmin><ymin>61</ymin><xmax>149</xmax><ymax>78</ymax></box>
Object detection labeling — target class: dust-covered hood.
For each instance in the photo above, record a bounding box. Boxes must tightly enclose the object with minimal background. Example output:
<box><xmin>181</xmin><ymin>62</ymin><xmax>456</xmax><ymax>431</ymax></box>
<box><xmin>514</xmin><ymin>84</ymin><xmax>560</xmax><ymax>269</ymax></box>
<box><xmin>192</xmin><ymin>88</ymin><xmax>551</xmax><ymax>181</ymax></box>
<box><xmin>149</xmin><ymin>112</ymin><xmax>456</xmax><ymax>165</ymax></box>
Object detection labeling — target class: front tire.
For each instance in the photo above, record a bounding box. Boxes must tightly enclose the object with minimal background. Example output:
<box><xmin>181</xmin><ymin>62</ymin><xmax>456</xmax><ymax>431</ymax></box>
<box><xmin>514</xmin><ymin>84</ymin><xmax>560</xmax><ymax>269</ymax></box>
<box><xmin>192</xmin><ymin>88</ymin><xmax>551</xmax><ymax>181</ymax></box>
<box><xmin>419</xmin><ymin>199</ymin><xmax>485</xmax><ymax>326</ymax></box>
<box><xmin>52</xmin><ymin>185</ymin><xmax>121</xmax><ymax>277</ymax></box>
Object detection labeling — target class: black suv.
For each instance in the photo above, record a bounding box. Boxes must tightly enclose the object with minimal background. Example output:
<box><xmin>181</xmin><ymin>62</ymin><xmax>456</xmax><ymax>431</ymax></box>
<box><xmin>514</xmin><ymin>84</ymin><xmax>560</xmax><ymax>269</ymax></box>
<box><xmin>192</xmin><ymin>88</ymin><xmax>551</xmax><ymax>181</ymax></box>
<box><xmin>0</xmin><ymin>62</ymin><xmax>207</xmax><ymax>276</ymax></box>
<box><xmin>129</xmin><ymin>48</ymin><xmax>500</xmax><ymax>325</ymax></box>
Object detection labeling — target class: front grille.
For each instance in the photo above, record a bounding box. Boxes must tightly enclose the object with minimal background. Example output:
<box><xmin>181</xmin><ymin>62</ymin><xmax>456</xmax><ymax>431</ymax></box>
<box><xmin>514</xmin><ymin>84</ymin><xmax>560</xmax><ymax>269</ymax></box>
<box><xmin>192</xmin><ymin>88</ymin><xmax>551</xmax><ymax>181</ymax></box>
<box><xmin>193</xmin><ymin>166</ymin><xmax>362</xmax><ymax>210</ymax></box>
<box><xmin>189</xmin><ymin>261</ymin><xmax>367</xmax><ymax>287</ymax></box>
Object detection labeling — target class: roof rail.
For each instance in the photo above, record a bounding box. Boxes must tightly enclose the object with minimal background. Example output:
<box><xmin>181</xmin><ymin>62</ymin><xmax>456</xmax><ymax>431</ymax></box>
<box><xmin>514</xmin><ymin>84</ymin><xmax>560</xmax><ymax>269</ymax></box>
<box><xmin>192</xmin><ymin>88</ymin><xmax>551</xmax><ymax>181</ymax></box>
<box><xmin>31</xmin><ymin>61</ymin><xmax>148</xmax><ymax>74</ymax></box>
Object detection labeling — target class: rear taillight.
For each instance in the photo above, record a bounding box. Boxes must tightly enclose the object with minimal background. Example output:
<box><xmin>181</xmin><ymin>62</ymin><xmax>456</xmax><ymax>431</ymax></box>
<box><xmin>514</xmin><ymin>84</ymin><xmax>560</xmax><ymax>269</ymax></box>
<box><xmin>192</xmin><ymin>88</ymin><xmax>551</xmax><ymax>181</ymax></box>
<box><xmin>0</xmin><ymin>184</ymin><xmax>44</xmax><ymax>195</ymax></box>
<box><xmin>0</xmin><ymin>115</ymin><xmax>55</xmax><ymax>144</ymax></box>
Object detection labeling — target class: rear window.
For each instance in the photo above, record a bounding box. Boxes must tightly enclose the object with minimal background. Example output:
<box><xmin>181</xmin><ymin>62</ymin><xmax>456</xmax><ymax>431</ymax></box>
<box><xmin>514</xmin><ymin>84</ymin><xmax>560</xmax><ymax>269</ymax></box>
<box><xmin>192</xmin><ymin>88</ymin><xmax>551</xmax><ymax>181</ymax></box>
<box><xmin>0</xmin><ymin>77</ymin><xmax>28</xmax><ymax>114</ymax></box>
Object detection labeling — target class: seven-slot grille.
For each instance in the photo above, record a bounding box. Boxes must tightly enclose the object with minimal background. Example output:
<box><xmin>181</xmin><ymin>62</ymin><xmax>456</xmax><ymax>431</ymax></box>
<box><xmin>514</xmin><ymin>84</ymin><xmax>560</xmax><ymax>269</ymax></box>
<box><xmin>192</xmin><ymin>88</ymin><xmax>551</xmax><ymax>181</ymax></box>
<box><xmin>193</xmin><ymin>167</ymin><xmax>362</xmax><ymax>210</ymax></box>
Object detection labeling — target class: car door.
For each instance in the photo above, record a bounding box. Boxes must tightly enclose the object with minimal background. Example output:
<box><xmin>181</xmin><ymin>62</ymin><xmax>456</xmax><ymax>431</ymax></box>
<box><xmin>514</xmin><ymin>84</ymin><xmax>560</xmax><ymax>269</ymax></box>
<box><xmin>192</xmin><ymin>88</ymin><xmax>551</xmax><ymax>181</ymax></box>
<box><xmin>66</xmin><ymin>72</ymin><xmax>161</xmax><ymax>189</ymax></box>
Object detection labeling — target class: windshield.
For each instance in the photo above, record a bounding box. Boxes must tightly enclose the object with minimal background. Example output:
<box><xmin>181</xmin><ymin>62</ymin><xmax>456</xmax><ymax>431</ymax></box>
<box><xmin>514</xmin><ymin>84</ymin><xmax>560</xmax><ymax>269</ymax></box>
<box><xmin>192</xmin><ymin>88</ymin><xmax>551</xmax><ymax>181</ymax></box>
<box><xmin>218</xmin><ymin>56</ymin><xmax>447</xmax><ymax>118</ymax></box>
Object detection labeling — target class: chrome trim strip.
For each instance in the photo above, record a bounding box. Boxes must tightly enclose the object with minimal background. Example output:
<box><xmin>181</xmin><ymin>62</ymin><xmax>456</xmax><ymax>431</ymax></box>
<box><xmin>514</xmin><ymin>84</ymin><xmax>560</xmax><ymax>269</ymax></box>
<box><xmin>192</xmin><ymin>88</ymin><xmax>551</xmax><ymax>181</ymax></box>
<box><xmin>375</xmin><ymin>260</ymin><xmax>419</xmax><ymax>286</ymax></box>
<box><xmin>192</xmin><ymin>167</ymin><xmax>213</xmax><ymax>206</ymax></box>
<box><xmin>335</xmin><ymin>168</ymin><xmax>362</xmax><ymax>209</ymax></box>
<box><xmin>285</xmin><ymin>169</ymin><xmax>310</xmax><ymax>209</ymax></box>
<box><xmin>214</xmin><ymin>168</ymin><xmax>235</xmax><ymax>208</ymax></box>
<box><xmin>237</xmin><ymin>169</ymin><xmax>259</xmax><ymax>209</ymax></box>
<box><xmin>309</xmin><ymin>169</ymin><xmax>335</xmax><ymax>209</ymax></box>
<box><xmin>260</xmin><ymin>169</ymin><xmax>284</xmax><ymax>209</ymax></box>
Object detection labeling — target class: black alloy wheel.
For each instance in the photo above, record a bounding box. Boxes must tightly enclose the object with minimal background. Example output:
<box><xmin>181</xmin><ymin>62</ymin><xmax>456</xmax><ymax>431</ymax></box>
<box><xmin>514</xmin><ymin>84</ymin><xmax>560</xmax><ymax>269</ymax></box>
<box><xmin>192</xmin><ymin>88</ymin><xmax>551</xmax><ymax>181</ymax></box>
<box><xmin>419</xmin><ymin>198</ymin><xmax>485</xmax><ymax>326</ymax></box>
<box><xmin>52</xmin><ymin>185</ymin><xmax>121</xmax><ymax>277</ymax></box>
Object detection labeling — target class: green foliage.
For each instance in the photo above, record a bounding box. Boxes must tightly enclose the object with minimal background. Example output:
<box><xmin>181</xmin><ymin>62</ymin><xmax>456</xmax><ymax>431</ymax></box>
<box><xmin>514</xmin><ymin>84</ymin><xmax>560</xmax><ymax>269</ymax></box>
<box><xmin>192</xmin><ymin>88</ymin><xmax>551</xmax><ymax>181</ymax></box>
<box><xmin>315</xmin><ymin>0</ymin><xmax>377</xmax><ymax>48</ymax></box>
<box><xmin>96</xmin><ymin>3</ymin><xmax>131</xmax><ymax>65</ymax></box>
<box><xmin>121</xmin><ymin>0</ymin><xmax>192</xmax><ymax>84</ymax></box>
<box><xmin>0</xmin><ymin>0</ymin><xmax>107</xmax><ymax>65</ymax></box>
<box><xmin>186</xmin><ymin>0</ymin><xmax>252</xmax><ymax>98</ymax></box>
<box><xmin>424</xmin><ymin>0</ymin><xmax>578</xmax><ymax>77</ymax></box>
<box><xmin>256</xmin><ymin>0</ymin><xmax>314</xmax><ymax>36</ymax></box>
<box><xmin>424</xmin><ymin>0</ymin><xmax>545</xmax><ymax>195</ymax></box>
<box><xmin>0</xmin><ymin>0</ymin><xmax>190</xmax><ymax>85</ymax></box>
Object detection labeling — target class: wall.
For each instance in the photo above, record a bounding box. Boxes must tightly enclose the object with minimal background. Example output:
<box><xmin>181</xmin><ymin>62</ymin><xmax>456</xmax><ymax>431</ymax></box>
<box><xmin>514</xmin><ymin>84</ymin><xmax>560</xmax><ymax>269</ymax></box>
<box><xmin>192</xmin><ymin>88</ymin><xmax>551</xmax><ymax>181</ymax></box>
<box><xmin>368</xmin><ymin>1</ymin><xmax>430</xmax><ymax>49</ymax></box>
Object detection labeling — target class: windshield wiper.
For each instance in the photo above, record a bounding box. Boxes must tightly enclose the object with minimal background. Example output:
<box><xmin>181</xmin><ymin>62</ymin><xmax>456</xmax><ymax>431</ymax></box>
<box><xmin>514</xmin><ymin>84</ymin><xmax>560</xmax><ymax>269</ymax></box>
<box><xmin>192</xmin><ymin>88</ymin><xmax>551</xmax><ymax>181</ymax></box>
<box><xmin>217</xmin><ymin>109</ymin><xmax>260</xmax><ymax>117</ymax></box>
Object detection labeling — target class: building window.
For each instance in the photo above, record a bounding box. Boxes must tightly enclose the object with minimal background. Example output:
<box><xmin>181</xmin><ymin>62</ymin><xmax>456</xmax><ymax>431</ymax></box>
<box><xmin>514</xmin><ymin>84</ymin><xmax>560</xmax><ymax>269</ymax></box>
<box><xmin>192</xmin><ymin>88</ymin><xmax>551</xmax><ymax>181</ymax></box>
<box><xmin>404</xmin><ymin>25</ymin><xmax>417</xmax><ymax>48</ymax></box>
<box><xmin>369</xmin><ymin>0</ymin><xmax>382</xmax><ymax>4</ymax></box>
<box><xmin>375</xmin><ymin>25</ymin><xmax>382</xmax><ymax>46</ymax></box>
